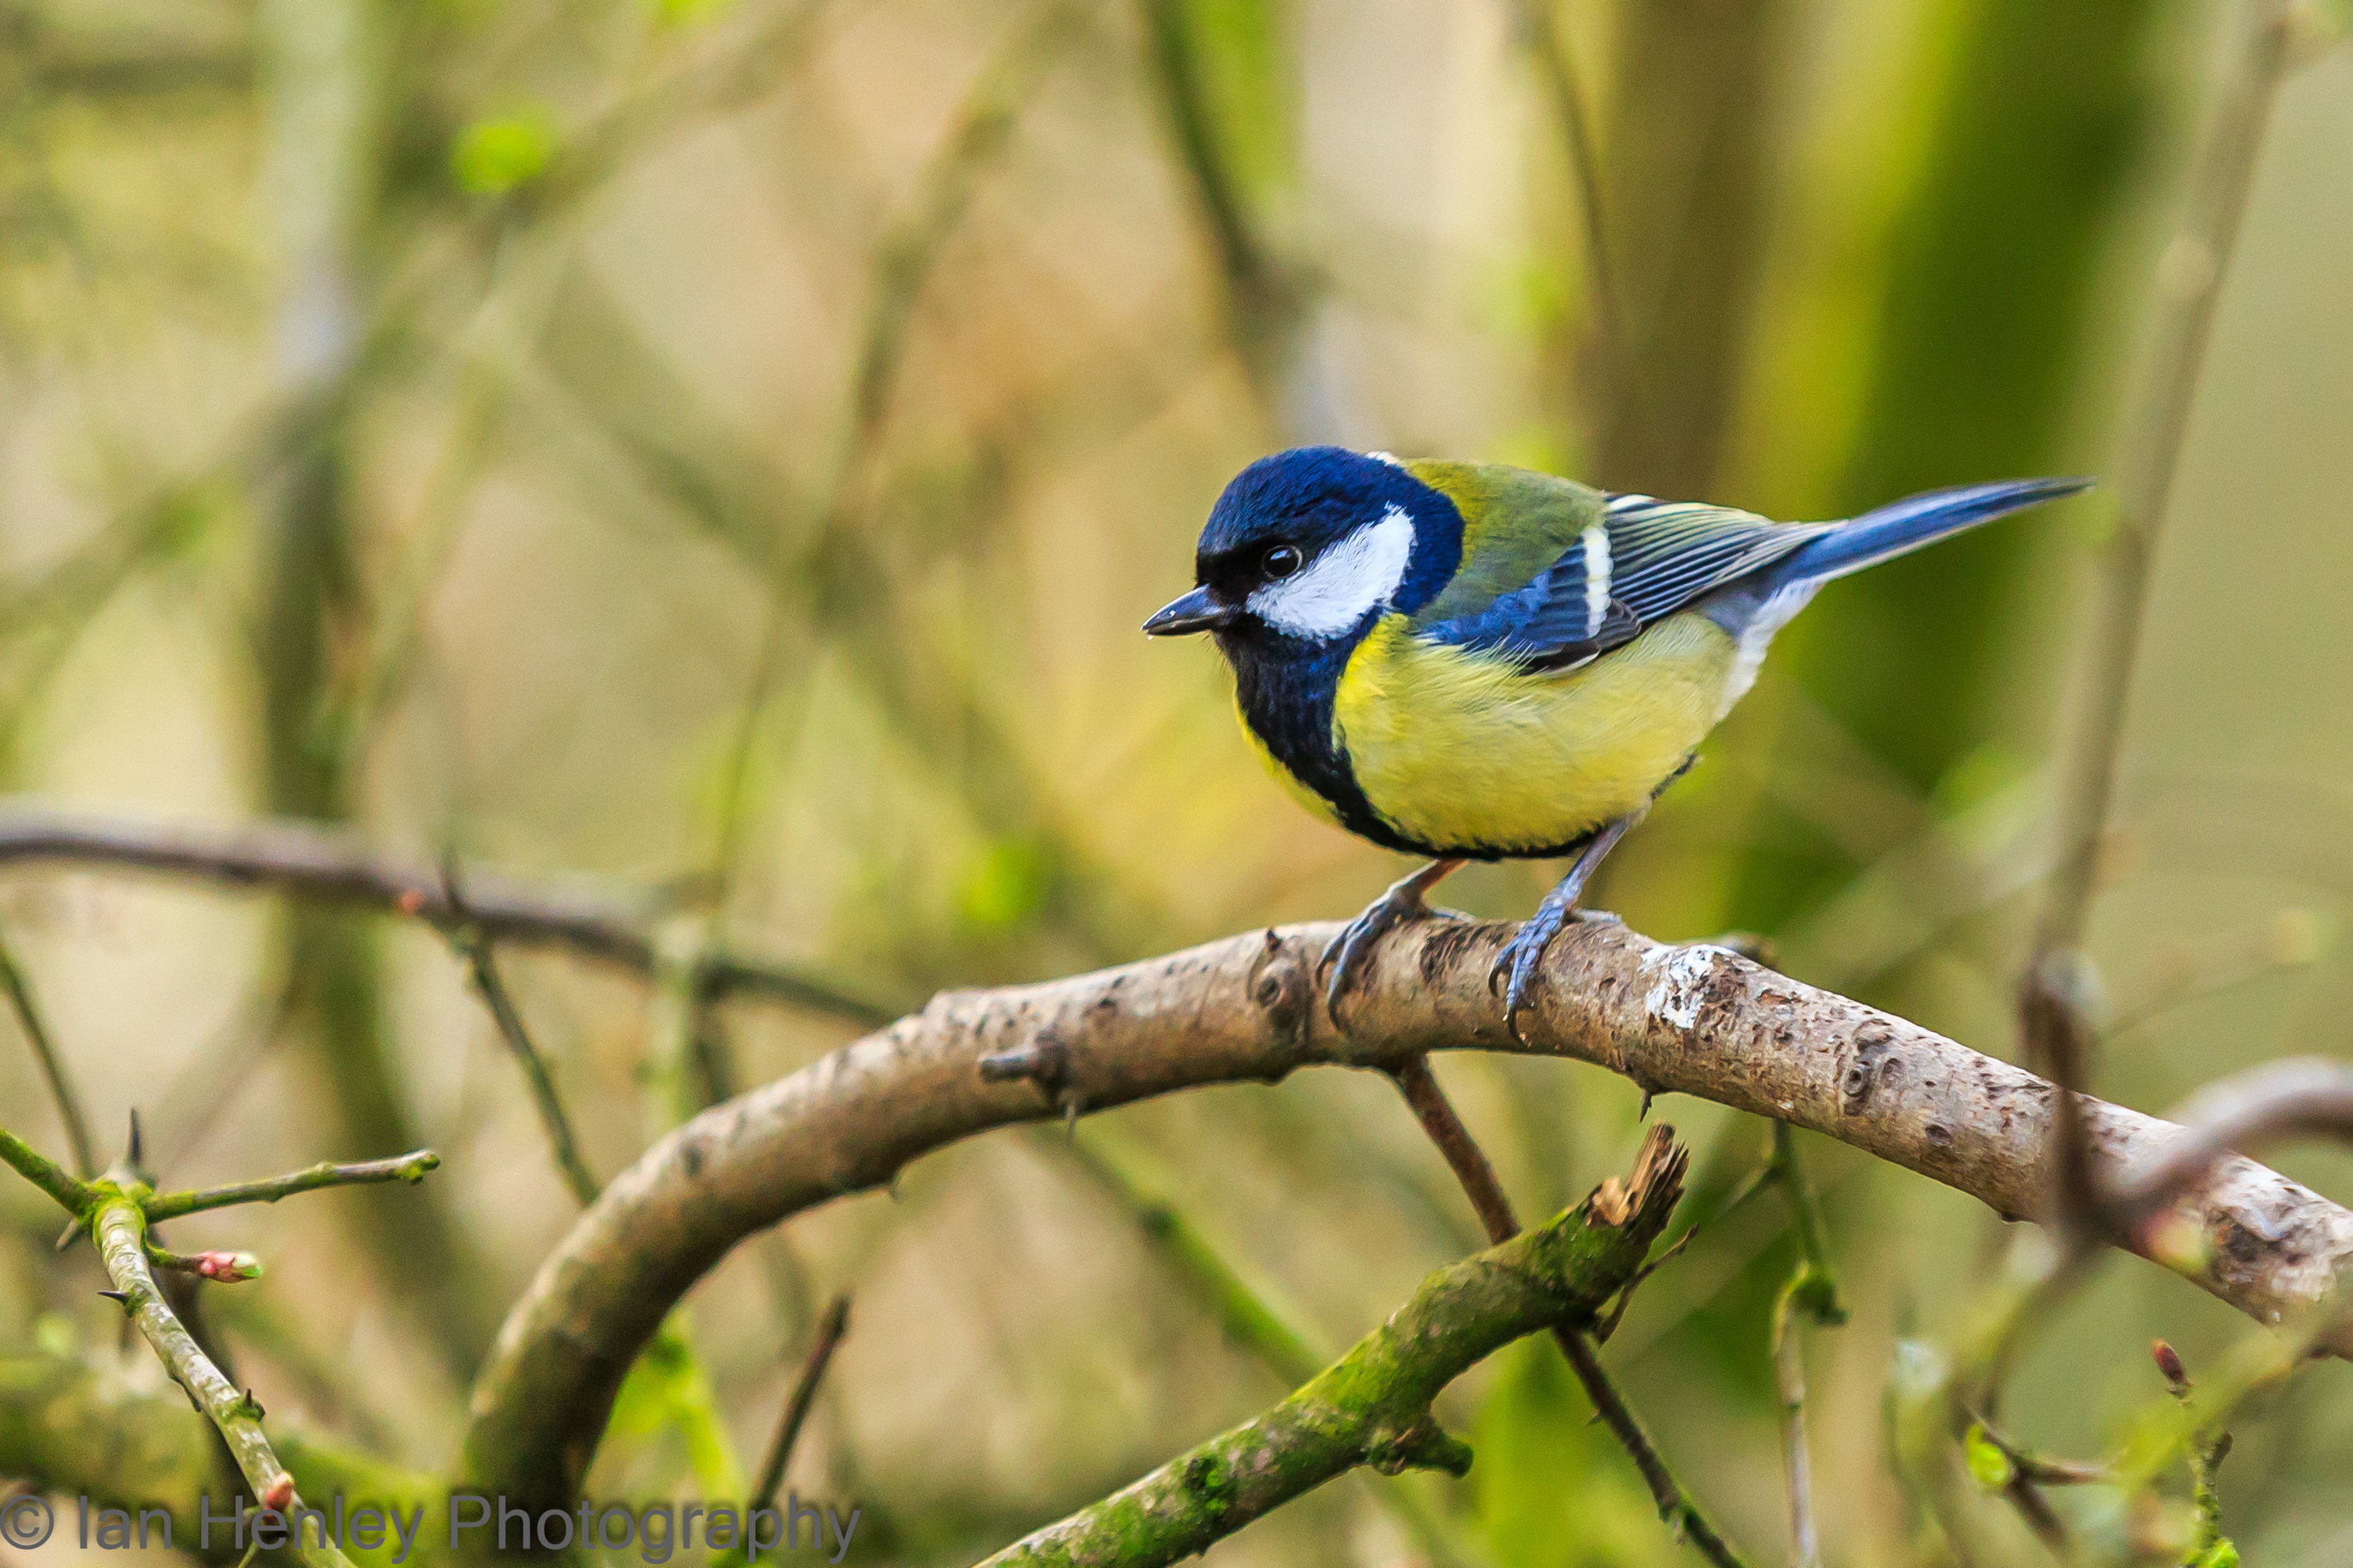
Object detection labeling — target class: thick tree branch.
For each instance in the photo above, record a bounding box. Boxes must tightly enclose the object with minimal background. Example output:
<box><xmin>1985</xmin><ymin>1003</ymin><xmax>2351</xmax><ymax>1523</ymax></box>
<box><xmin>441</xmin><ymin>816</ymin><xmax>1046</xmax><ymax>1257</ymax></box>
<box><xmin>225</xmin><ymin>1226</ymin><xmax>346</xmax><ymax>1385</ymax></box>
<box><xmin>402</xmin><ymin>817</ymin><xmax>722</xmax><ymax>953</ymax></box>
<box><xmin>463</xmin><ymin>916</ymin><xmax>2353</xmax><ymax>1506</ymax></box>
<box><xmin>976</xmin><ymin>1129</ymin><xmax>1688</xmax><ymax>1566</ymax></box>
<box><xmin>0</xmin><ymin>803</ymin><xmax>888</xmax><ymax>1024</ymax></box>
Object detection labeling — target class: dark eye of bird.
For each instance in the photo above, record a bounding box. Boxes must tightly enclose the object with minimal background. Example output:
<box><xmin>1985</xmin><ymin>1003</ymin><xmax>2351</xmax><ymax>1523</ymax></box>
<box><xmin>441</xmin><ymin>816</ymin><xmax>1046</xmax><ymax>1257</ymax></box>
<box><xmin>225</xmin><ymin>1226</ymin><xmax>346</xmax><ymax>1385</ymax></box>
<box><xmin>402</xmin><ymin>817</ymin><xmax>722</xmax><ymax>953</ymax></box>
<box><xmin>1262</xmin><ymin>545</ymin><xmax>1303</xmax><ymax>580</ymax></box>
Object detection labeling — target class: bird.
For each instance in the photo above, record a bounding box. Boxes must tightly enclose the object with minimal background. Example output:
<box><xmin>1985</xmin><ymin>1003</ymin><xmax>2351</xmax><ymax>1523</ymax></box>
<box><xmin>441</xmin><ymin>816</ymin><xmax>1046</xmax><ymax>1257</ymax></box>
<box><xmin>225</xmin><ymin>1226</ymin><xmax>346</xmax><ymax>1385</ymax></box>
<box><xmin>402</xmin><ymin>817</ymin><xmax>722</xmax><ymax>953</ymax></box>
<box><xmin>1143</xmin><ymin>447</ymin><xmax>2088</xmax><ymax>1033</ymax></box>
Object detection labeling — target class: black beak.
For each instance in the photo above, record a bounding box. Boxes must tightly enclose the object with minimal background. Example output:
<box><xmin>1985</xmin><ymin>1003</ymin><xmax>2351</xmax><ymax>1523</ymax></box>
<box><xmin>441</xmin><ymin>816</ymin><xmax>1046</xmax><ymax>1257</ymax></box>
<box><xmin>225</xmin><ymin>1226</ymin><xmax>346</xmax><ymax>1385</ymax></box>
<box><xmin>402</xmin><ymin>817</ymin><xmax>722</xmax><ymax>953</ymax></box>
<box><xmin>1143</xmin><ymin>587</ymin><xmax>1238</xmax><ymax>636</ymax></box>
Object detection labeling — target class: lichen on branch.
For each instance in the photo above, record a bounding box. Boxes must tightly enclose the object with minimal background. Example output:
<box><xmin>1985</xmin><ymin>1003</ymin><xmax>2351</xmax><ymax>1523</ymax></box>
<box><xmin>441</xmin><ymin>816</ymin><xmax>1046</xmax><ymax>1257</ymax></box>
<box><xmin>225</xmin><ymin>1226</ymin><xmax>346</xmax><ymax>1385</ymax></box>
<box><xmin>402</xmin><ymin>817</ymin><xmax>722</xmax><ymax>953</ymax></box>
<box><xmin>979</xmin><ymin>1127</ymin><xmax>1689</xmax><ymax>1567</ymax></box>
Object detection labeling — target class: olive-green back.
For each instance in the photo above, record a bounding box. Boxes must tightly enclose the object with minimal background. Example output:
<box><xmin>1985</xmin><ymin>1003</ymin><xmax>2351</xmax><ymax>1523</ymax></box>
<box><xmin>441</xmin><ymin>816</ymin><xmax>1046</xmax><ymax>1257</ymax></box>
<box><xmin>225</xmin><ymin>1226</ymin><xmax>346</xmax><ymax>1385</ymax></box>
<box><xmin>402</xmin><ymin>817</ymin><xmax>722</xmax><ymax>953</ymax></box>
<box><xmin>1400</xmin><ymin>460</ymin><xmax>1608</xmax><ymax>629</ymax></box>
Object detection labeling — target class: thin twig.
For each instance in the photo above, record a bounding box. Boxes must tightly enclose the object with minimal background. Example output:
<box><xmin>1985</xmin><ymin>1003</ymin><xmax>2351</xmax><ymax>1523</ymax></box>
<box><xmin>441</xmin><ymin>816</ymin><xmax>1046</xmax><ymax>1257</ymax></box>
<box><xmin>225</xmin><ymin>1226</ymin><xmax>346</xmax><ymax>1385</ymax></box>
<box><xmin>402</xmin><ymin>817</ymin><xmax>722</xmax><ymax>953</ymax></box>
<box><xmin>750</xmin><ymin>1295</ymin><xmax>850</xmax><ymax>1512</ymax></box>
<box><xmin>0</xmin><ymin>805</ymin><xmax>888</xmax><ymax>1026</ymax></box>
<box><xmin>1383</xmin><ymin>1055</ymin><xmax>1749</xmax><ymax>1568</ymax></box>
<box><xmin>2022</xmin><ymin>951</ymin><xmax>2108</xmax><ymax>1243</ymax></box>
<box><xmin>0</xmin><ymin>922</ymin><xmax>96</xmax><ymax>1177</ymax></box>
<box><xmin>1060</xmin><ymin>1133</ymin><xmax>1323</xmax><ymax>1384</ymax></box>
<box><xmin>1510</xmin><ymin>0</ymin><xmax>1631</xmax><ymax>391</ymax></box>
<box><xmin>1963</xmin><ymin>1410</ymin><xmax>2111</xmax><ymax>1488</ymax></box>
<box><xmin>1766</xmin><ymin>1124</ymin><xmax>1848</xmax><ymax>1328</ymax></box>
<box><xmin>1555</xmin><ymin>1321</ymin><xmax>1748</xmax><ymax>1566</ymax></box>
<box><xmin>831</xmin><ymin>0</ymin><xmax>1095</xmax><ymax>518</ymax></box>
<box><xmin>0</xmin><ymin>1123</ymin><xmax>95</xmax><ymax>1214</ymax></box>
<box><xmin>2033</xmin><ymin>0</ymin><xmax>2296</xmax><ymax>961</ymax></box>
<box><xmin>1385</xmin><ymin>1056</ymin><xmax>1520</xmax><ymax>1243</ymax></box>
<box><xmin>436</xmin><ymin>862</ymin><xmax>600</xmax><ymax>1206</ymax></box>
<box><xmin>1765</xmin><ymin>1122</ymin><xmax>1844</xmax><ymax>1568</ymax></box>
<box><xmin>2113</xmin><ymin>1057</ymin><xmax>2353</xmax><ymax>1223</ymax></box>
<box><xmin>141</xmin><ymin>1150</ymin><xmax>440</xmax><ymax>1221</ymax></box>
<box><xmin>695</xmin><ymin>0</ymin><xmax>1101</xmax><ymax>932</ymax></box>
<box><xmin>1772</xmin><ymin>1297</ymin><xmax>1818</xmax><ymax>1568</ymax></box>
<box><xmin>1139</xmin><ymin>0</ymin><xmax>1305</xmax><ymax>408</ymax></box>
<box><xmin>1938</xmin><ymin>21</ymin><xmax>2307</xmax><ymax>1545</ymax></box>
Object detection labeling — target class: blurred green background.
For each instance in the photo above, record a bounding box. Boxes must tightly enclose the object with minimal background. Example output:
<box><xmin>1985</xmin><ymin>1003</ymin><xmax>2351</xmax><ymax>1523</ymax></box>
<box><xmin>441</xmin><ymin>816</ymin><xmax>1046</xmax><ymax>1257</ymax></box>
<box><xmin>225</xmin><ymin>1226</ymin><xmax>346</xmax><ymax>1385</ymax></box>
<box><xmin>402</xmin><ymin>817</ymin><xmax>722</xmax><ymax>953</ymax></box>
<box><xmin>2</xmin><ymin>0</ymin><xmax>2350</xmax><ymax>1562</ymax></box>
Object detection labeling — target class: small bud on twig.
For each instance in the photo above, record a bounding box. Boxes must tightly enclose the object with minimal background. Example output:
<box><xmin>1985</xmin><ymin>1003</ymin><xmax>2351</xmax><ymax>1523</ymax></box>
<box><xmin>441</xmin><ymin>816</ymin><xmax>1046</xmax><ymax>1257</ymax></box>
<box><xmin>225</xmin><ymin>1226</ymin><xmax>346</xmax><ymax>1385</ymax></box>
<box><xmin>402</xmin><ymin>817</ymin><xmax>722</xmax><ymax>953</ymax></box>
<box><xmin>2153</xmin><ymin>1338</ymin><xmax>2191</xmax><ymax>1396</ymax></box>
<box><xmin>148</xmin><ymin>1243</ymin><xmax>266</xmax><ymax>1282</ymax></box>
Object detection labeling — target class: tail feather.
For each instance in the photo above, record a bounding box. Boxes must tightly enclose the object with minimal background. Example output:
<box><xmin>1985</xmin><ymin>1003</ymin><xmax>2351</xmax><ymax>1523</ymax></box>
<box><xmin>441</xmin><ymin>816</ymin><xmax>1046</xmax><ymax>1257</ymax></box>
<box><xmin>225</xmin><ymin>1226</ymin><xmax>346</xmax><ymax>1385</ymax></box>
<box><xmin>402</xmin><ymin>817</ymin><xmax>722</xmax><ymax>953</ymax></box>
<box><xmin>1770</xmin><ymin>477</ymin><xmax>2093</xmax><ymax>588</ymax></box>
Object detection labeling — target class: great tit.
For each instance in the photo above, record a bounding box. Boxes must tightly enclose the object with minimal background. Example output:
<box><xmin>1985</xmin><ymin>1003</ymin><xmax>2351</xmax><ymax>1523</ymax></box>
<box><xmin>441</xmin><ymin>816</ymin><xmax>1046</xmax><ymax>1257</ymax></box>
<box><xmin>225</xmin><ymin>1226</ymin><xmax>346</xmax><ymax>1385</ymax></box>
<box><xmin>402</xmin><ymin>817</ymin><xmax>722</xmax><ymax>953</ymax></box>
<box><xmin>1144</xmin><ymin>447</ymin><xmax>2087</xmax><ymax>1030</ymax></box>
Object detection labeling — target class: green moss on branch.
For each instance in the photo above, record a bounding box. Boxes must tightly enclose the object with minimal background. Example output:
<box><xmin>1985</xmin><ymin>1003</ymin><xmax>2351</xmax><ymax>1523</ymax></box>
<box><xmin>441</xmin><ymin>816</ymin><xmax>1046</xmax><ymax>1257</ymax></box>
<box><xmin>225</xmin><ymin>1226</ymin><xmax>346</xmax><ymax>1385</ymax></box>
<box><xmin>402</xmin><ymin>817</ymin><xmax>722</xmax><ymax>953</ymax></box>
<box><xmin>980</xmin><ymin>1128</ymin><xmax>1688</xmax><ymax>1566</ymax></box>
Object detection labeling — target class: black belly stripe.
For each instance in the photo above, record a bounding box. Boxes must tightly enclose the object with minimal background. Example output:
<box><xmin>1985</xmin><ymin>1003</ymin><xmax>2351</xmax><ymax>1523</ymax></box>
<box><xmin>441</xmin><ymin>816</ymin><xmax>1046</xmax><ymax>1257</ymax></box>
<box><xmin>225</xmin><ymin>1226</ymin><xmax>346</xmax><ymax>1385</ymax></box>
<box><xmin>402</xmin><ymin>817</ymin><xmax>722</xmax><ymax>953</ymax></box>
<box><xmin>1230</xmin><ymin>642</ymin><xmax>1423</xmax><ymax>855</ymax></box>
<box><xmin>1227</xmin><ymin>638</ymin><xmax>1698</xmax><ymax>865</ymax></box>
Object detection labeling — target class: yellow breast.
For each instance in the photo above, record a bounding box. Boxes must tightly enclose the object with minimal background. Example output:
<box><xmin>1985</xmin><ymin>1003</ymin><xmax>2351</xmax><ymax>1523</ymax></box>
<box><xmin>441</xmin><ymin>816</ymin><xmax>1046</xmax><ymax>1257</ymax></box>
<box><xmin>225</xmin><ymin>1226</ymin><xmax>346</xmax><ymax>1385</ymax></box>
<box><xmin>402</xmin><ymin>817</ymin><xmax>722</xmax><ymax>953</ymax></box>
<box><xmin>1332</xmin><ymin>612</ymin><xmax>1736</xmax><ymax>855</ymax></box>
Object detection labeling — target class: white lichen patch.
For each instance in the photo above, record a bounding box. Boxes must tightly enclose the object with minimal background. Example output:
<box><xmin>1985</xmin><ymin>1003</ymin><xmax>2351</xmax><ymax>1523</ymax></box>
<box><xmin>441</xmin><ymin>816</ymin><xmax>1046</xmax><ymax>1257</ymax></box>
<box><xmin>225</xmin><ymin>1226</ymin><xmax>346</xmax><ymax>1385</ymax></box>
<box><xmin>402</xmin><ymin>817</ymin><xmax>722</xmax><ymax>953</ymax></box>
<box><xmin>1638</xmin><ymin>944</ymin><xmax>1736</xmax><ymax>1033</ymax></box>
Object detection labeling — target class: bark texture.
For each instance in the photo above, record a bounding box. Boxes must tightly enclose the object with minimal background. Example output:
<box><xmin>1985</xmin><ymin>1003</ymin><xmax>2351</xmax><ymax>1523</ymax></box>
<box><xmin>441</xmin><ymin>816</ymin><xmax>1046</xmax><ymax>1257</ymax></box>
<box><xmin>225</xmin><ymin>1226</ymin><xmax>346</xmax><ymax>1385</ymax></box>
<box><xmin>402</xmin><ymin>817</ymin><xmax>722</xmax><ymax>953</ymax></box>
<box><xmin>463</xmin><ymin>915</ymin><xmax>2353</xmax><ymax>1505</ymax></box>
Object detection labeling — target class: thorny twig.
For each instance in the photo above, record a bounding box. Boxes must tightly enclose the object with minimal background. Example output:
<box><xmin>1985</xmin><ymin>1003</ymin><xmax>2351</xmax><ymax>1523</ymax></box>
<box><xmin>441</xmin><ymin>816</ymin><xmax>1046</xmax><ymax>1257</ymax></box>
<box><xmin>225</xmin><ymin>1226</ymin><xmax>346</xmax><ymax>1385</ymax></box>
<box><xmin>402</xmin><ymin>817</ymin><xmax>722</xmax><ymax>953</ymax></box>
<box><xmin>141</xmin><ymin>1150</ymin><xmax>441</xmax><ymax>1221</ymax></box>
<box><xmin>92</xmin><ymin>1188</ymin><xmax>355</xmax><ymax>1568</ymax></box>
<box><xmin>0</xmin><ymin>1107</ymin><xmax>439</xmax><ymax>1565</ymax></box>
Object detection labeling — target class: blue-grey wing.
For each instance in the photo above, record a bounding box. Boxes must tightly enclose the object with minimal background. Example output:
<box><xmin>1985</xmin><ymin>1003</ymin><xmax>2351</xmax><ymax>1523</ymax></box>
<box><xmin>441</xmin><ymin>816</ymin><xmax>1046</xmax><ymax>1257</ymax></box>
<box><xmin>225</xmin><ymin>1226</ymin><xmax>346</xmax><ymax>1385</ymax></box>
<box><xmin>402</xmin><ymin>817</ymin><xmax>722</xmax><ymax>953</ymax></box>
<box><xmin>1420</xmin><ymin>493</ymin><xmax>1833</xmax><ymax>669</ymax></box>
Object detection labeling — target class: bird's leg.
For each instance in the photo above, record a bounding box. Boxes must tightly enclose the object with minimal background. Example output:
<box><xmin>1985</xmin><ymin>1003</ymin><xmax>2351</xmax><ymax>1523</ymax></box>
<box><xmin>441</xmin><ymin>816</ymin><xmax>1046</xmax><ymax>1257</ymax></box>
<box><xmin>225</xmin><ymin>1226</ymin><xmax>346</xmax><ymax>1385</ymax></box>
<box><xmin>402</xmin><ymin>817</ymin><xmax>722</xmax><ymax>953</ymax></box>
<box><xmin>1490</xmin><ymin>809</ymin><xmax>1645</xmax><ymax>1039</ymax></box>
<box><xmin>1318</xmin><ymin>858</ymin><xmax>1466</xmax><ymax>1024</ymax></box>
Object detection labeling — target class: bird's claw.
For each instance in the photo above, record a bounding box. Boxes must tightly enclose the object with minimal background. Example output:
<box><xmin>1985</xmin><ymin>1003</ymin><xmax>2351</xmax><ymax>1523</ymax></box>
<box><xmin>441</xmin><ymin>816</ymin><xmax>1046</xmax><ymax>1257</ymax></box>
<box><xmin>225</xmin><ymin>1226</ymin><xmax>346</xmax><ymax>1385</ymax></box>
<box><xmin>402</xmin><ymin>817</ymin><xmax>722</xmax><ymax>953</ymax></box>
<box><xmin>1320</xmin><ymin>891</ymin><xmax>1460</xmax><ymax>1026</ymax></box>
<box><xmin>1489</xmin><ymin>905</ymin><xmax>1611</xmax><ymax>1039</ymax></box>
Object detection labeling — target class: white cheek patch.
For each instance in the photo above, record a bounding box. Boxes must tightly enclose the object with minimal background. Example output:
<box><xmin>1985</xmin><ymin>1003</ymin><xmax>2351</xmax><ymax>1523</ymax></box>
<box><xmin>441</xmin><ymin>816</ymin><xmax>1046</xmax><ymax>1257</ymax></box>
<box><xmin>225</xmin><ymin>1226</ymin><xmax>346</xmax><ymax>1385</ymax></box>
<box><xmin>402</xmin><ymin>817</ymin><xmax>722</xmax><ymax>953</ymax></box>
<box><xmin>1247</xmin><ymin>505</ymin><xmax>1417</xmax><ymax>640</ymax></box>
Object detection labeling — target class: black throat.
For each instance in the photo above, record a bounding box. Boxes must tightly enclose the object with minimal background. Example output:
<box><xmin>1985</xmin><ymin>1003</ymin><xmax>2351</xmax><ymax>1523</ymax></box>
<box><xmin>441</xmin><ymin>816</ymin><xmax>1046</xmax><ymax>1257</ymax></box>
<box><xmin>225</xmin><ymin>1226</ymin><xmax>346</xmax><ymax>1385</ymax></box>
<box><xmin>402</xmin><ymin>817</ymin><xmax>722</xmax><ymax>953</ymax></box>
<box><xmin>1222</xmin><ymin>632</ymin><xmax>1425</xmax><ymax>856</ymax></box>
